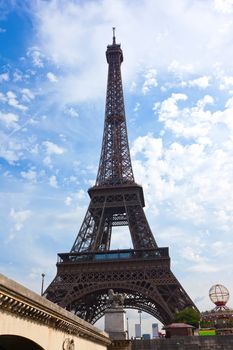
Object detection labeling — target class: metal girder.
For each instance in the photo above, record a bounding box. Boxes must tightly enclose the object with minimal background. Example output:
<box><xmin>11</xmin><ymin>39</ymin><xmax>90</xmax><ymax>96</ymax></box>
<box><xmin>71</xmin><ymin>187</ymin><xmax>157</xmax><ymax>252</ymax></box>
<box><xmin>44</xmin><ymin>253</ymin><xmax>197</xmax><ymax>325</ymax></box>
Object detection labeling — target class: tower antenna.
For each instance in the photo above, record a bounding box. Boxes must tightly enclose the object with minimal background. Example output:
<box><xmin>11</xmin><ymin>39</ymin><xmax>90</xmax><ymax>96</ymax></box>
<box><xmin>112</xmin><ymin>27</ymin><xmax>116</xmax><ymax>44</ymax></box>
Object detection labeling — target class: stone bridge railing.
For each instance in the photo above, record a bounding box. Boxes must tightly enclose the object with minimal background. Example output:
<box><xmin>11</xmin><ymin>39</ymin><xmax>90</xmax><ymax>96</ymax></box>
<box><xmin>0</xmin><ymin>274</ymin><xmax>111</xmax><ymax>350</ymax></box>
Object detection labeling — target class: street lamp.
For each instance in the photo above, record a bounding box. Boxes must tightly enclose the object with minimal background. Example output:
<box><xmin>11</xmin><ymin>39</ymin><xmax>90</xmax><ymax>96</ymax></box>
<box><xmin>41</xmin><ymin>273</ymin><xmax>45</xmax><ymax>296</ymax></box>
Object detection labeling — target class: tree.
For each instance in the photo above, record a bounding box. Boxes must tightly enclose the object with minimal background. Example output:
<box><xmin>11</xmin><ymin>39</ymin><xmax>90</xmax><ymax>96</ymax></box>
<box><xmin>173</xmin><ymin>307</ymin><xmax>200</xmax><ymax>328</ymax></box>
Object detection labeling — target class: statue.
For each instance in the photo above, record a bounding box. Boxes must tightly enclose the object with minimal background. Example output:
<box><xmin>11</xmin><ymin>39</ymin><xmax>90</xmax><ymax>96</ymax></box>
<box><xmin>105</xmin><ymin>289</ymin><xmax>127</xmax><ymax>339</ymax></box>
<box><xmin>63</xmin><ymin>338</ymin><xmax>74</xmax><ymax>350</ymax></box>
<box><xmin>108</xmin><ymin>289</ymin><xmax>125</xmax><ymax>308</ymax></box>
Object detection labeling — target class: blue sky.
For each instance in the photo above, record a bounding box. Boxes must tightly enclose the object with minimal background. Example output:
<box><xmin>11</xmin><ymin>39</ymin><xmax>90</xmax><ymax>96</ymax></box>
<box><xmin>1</xmin><ymin>0</ymin><xmax>233</xmax><ymax>335</ymax></box>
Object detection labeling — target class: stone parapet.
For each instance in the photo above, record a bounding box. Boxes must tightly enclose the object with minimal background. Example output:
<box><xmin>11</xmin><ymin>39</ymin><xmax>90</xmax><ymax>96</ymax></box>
<box><xmin>131</xmin><ymin>336</ymin><xmax>233</xmax><ymax>350</ymax></box>
<box><xmin>0</xmin><ymin>274</ymin><xmax>111</xmax><ymax>347</ymax></box>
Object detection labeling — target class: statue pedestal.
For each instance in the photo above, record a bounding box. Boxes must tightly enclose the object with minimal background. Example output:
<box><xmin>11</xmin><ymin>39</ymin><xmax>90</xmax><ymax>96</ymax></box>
<box><xmin>108</xmin><ymin>340</ymin><xmax>131</xmax><ymax>350</ymax></box>
<box><xmin>104</xmin><ymin>307</ymin><xmax>127</xmax><ymax>340</ymax></box>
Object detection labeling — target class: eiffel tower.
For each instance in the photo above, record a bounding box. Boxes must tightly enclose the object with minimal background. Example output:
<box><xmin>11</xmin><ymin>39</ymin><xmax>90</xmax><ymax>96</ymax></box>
<box><xmin>45</xmin><ymin>29</ymin><xmax>197</xmax><ymax>325</ymax></box>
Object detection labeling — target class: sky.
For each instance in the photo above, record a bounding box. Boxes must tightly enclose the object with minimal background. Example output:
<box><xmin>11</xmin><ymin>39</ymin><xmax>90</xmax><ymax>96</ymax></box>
<box><xmin>1</xmin><ymin>0</ymin><xmax>233</xmax><ymax>337</ymax></box>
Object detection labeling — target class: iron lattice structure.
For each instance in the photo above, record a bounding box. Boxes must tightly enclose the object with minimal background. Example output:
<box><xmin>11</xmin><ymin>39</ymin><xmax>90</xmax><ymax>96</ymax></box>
<box><xmin>45</xmin><ymin>31</ymin><xmax>198</xmax><ymax>325</ymax></box>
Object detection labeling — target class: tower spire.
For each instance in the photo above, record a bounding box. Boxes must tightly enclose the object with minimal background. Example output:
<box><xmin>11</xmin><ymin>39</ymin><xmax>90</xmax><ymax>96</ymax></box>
<box><xmin>96</xmin><ymin>29</ymin><xmax>134</xmax><ymax>186</ymax></box>
<box><xmin>112</xmin><ymin>27</ymin><xmax>116</xmax><ymax>44</ymax></box>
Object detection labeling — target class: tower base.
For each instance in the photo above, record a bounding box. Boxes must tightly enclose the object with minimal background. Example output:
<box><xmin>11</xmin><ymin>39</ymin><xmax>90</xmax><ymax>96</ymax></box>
<box><xmin>45</xmin><ymin>248</ymin><xmax>197</xmax><ymax>324</ymax></box>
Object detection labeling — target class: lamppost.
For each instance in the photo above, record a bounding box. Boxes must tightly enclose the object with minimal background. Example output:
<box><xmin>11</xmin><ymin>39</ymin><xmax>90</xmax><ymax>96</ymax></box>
<box><xmin>41</xmin><ymin>273</ymin><xmax>45</xmax><ymax>296</ymax></box>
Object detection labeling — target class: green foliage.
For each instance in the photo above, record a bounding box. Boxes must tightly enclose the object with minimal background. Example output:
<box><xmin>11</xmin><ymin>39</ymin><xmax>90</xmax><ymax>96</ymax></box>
<box><xmin>200</xmin><ymin>320</ymin><xmax>214</xmax><ymax>328</ymax></box>
<box><xmin>173</xmin><ymin>307</ymin><xmax>200</xmax><ymax>328</ymax></box>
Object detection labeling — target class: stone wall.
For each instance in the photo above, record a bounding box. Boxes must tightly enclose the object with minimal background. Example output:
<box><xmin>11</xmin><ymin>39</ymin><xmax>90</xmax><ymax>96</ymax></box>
<box><xmin>0</xmin><ymin>274</ymin><xmax>111</xmax><ymax>350</ymax></box>
<box><xmin>130</xmin><ymin>336</ymin><xmax>233</xmax><ymax>350</ymax></box>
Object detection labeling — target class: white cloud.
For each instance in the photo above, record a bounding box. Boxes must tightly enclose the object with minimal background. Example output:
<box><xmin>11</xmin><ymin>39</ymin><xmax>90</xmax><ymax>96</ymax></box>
<box><xmin>47</xmin><ymin>72</ymin><xmax>58</xmax><ymax>83</ymax></box>
<box><xmin>0</xmin><ymin>139</ymin><xmax>23</xmax><ymax>164</ymax></box>
<box><xmin>131</xmin><ymin>91</ymin><xmax>233</xmax><ymax>250</ymax></box>
<box><xmin>131</xmin><ymin>134</ymin><xmax>163</xmax><ymax>159</ymax></box>
<box><xmin>129</xmin><ymin>81</ymin><xmax>137</xmax><ymax>92</ymax></box>
<box><xmin>64</xmin><ymin>106</ymin><xmax>79</xmax><ymax>118</ymax></box>
<box><xmin>31</xmin><ymin>0</ymin><xmax>233</xmax><ymax>104</ymax></box>
<box><xmin>214</xmin><ymin>0</ymin><xmax>233</xmax><ymax>13</ymax></box>
<box><xmin>154</xmin><ymin>94</ymin><xmax>218</xmax><ymax>140</ymax></box>
<box><xmin>180</xmin><ymin>246</ymin><xmax>205</xmax><ymax>263</ymax></box>
<box><xmin>0</xmin><ymin>112</ymin><xmax>19</xmax><ymax>129</ymax></box>
<box><xmin>21</xmin><ymin>170</ymin><xmax>37</xmax><ymax>182</ymax></box>
<box><xmin>133</xmin><ymin>102</ymin><xmax>140</xmax><ymax>113</ymax></box>
<box><xmin>43</xmin><ymin>141</ymin><xmax>65</xmax><ymax>167</ymax></box>
<box><xmin>43</xmin><ymin>156</ymin><xmax>52</xmax><ymax>167</ymax></box>
<box><xmin>49</xmin><ymin>175</ymin><xmax>58</xmax><ymax>188</ymax></box>
<box><xmin>188</xmin><ymin>76</ymin><xmax>210</xmax><ymax>89</ymax></box>
<box><xmin>161</xmin><ymin>75</ymin><xmax>211</xmax><ymax>91</ymax></box>
<box><xmin>63</xmin><ymin>190</ymin><xmax>86</xmax><ymax>207</ymax></box>
<box><xmin>21</xmin><ymin>88</ymin><xmax>35</xmax><ymax>102</ymax></box>
<box><xmin>0</xmin><ymin>73</ymin><xmax>9</xmax><ymax>82</ymax></box>
<box><xmin>132</xmin><ymin>92</ymin><xmax>233</xmax><ymax>229</ymax></box>
<box><xmin>76</xmin><ymin>189</ymin><xmax>86</xmax><ymax>201</ymax></box>
<box><xmin>154</xmin><ymin>93</ymin><xmax>188</xmax><ymax>121</ymax></box>
<box><xmin>10</xmin><ymin>208</ymin><xmax>31</xmax><ymax>231</ymax></box>
<box><xmin>6</xmin><ymin>91</ymin><xmax>16</xmax><ymax>99</ymax></box>
<box><xmin>13</xmin><ymin>70</ymin><xmax>23</xmax><ymax>82</ymax></box>
<box><xmin>111</xmin><ymin>226</ymin><xmax>132</xmax><ymax>249</ymax></box>
<box><xmin>65</xmin><ymin>196</ymin><xmax>72</xmax><ymax>206</ymax></box>
<box><xmin>219</xmin><ymin>75</ymin><xmax>233</xmax><ymax>90</ymax></box>
<box><xmin>27</xmin><ymin>46</ymin><xmax>44</xmax><ymax>67</ymax></box>
<box><xmin>0</xmin><ymin>92</ymin><xmax>7</xmax><ymax>102</ymax></box>
<box><xmin>142</xmin><ymin>68</ymin><xmax>157</xmax><ymax>94</ymax></box>
<box><xmin>211</xmin><ymin>241</ymin><xmax>233</xmax><ymax>258</ymax></box>
<box><xmin>0</xmin><ymin>148</ymin><xmax>20</xmax><ymax>164</ymax></box>
<box><xmin>43</xmin><ymin>141</ymin><xmax>65</xmax><ymax>155</ymax></box>
<box><xmin>69</xmin><ymin>175</ymin><xmax>78</xmax><ymax>183</ymax></box>
<box><xmin>168</xmin><ymin>60</ymin><xmax>194</xmax><ymax>76</ymax></box>
<box><xmin>6</xmin><ymin>91</ymin><xmax>28</xmax><ymax>111</ymax></box>
<box><xmin>188</xmin><ymin>262</ymin><xmax>222</xmax><ymax>273</ymax></box>
<box><xmin>197</xmin><ymin>94</ymin><xmax>214</xmax><ymax>108</ymax></box>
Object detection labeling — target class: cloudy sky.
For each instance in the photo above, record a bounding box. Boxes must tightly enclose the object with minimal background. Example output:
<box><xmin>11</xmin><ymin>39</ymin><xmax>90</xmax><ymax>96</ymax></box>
<box><xmin>1</xmin><ymin>0</ymin><xmax>233</xmax><ymax>336</ymax></box>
